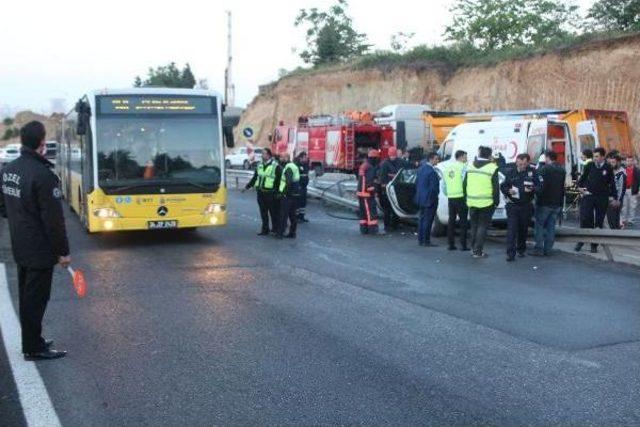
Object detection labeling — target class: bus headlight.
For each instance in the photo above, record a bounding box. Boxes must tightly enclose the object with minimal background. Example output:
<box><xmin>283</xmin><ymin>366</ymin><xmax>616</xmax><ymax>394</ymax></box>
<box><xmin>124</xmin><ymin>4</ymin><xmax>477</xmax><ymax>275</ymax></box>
<box><xmin>204</xmin><ymin>203</ymin><xmax>226</xmax><ymax>214</ymax></box>
<box><xmin>93</xmin><ymin>208</ymin><xmax>120</xmax><ymax>218</ymax></box>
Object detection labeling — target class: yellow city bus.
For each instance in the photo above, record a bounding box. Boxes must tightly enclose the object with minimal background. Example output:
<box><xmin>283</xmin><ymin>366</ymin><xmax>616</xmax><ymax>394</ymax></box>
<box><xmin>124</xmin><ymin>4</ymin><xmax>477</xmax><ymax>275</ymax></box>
<box><xmin>58</xmin><ymin>88</ymin><xmax>231</xmax><ymax>233</ymax></box>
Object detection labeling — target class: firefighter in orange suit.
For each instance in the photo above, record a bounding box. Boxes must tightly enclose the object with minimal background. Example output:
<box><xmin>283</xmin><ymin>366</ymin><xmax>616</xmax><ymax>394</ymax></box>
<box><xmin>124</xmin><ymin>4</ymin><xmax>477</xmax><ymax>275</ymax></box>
<box><xmin>357</xmin><ymin>149</ymin><xmax>380</xmax><ymax>234</ymax></box>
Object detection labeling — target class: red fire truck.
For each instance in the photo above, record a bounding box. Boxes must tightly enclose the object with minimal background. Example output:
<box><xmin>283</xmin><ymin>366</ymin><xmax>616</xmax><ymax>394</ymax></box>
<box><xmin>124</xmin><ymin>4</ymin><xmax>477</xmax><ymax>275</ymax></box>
<box><xmin>269</xmin><ymin>113</ymin><xmax>395</xmax><ymax>174</ymax></box>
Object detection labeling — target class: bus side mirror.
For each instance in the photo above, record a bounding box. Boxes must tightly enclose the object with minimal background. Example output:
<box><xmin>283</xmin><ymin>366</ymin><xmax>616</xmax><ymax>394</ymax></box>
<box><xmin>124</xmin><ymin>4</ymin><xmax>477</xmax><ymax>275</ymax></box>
<box><xmin>223</xmin><ymin>126</ymin><xmax>235</xmax><ymax>148</ymax></box>
<box><xmin>76</xmin><ymin>120</ymin><xmax>87</xmax><ymax>136</ymax></box>
<box><xmin>75</xmin><ymin>101</ymin><xmax>90</xmax><ymax>135</ymax></box>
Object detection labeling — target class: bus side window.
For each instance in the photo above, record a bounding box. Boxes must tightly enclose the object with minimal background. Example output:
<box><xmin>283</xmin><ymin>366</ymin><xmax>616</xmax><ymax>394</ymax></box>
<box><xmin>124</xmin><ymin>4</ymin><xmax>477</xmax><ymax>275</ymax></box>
<box><xmin>81</xmin><ymin>125</ymin><xmax>93</xmax><ymax>193</ymax></box>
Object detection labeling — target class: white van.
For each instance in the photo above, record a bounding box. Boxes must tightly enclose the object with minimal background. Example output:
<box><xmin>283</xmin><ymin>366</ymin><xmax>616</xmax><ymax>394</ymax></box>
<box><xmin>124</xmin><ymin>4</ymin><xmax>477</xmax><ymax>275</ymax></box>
<box><xmin>386</xmin><ymin>118</ymin><xmax>577</xmax><ymax>235</ymax></box>
<box><xmin>375</xmin><ymin>104</ymin><xmax>430</xmax><ymax>151</ymax></box>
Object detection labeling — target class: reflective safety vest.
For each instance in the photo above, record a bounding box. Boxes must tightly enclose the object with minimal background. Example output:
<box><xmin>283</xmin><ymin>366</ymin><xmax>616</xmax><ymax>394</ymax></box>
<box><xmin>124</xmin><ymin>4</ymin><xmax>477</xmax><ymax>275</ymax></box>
<box><xmin>443</xmin><ymin>161</ymin><xmax>465</xmax><ymax>199</ymax></box>
<box><xmin>279</xmin><ymin>162</ymin><xmax>300</xmax><ymax>193</ymax></box>
<box><xmin>257</xmin><ymin>160</ymin><xmax>277</xmax><ymax>191</ymax></box>
<box><xmin>466</xmin><ymin>163</ymin><xmax>498</xmax><ymax>208</ymax></box>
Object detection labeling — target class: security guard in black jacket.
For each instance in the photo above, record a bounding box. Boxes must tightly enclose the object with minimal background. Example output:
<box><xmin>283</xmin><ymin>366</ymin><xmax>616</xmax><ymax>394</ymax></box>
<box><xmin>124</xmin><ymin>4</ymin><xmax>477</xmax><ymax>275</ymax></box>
<box><xmin>500</xmin><ymin>153</ymin><xmax>538</xmax><ymax>261</ymax></box>
<box><xmin>0</xmin><ymin>121</ymin><xmax>70</xmax><ymax>360</ymax></box>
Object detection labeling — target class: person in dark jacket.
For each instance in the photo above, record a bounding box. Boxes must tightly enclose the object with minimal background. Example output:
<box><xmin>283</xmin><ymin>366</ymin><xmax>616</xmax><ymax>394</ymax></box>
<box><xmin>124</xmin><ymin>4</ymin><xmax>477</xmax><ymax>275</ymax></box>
<box><xmin>606</xmin><ymin>152</ymin><xmax>626</xmax><ymax>230</ymax></box>
<box><xmin>378</xmin><ymin>147</ymin><xmax>405</xmax><ymax>232</ymax></box>
<box><xmin>493</xmin><ymin>152</ymin><xmax>507</xmax><ymax>172</ymax></box>
<box><xmin>357</xmin><ymin>150</ymin><xmax>380</xmax><ymax>235</ymax></box>
<box><xmin>0</xmin><ymin>121</ymin><xmax>70</xmax><ymax>360</ymax></box>
<box><xmin>464</xmin><ymin>146</ymin><xmax>500</xmax><ymax>258</ymax></box>
<box><xmin>500</xmin><ymin>153</ymin><xmax>538</xmax><ymax>261</ymax></box>
<box><xmin>531</xmin><ymin>150</ymin><xmax>566</xmax><ymax>256</ymax></box>
<box><xmin>295</xmin><ymin>152</ymin><xmax>310</xmax><ymax>223</ymax></box>
<box><xmin>575</xmin><ymin>147</ymin><xmax>616</xmax><ymax>253</ymax></box>
<box><xmin>622</xmin><ymin>154</ymin><xmax>639</xmax><ymax>227</ymax></box>
<box><xmin>414</xmin><ymin>152</ymin><xmax>440</xmax><ymax>246</ymax></box>
<box><xmin>278</xmin><ymin>153</ymin><xmax>300</xmax><ymax>239</ymax></box>
<box><xmin>243</xmin><ymin>148</ymin><xmax>282</xmax><ymax>236</ymax></box>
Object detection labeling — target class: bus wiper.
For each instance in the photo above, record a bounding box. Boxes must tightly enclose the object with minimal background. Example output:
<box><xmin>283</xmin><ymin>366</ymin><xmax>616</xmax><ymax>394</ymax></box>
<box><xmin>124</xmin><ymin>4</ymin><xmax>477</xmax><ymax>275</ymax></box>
<box><xmin>181</xmin><ymin>181</ymin><xmax>215</xmax><ymax>190</ymax></box>
<box><xmin>106</xmin><ymin>182</ymin><xmax>166</xmax><ymax>193</ymax></box>
<box><xmin>107</xmin><ymin>180</ymin><xmax>216</xmax><ymax>193</ymax></box>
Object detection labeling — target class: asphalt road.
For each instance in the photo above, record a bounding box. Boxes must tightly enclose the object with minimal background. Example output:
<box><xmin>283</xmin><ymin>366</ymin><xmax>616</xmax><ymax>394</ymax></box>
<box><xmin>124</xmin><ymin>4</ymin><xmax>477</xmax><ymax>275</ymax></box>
<box><xmin>1</xmin><ymin>190</ymin><xmax>639</xmax><ymax>426</ymax></box>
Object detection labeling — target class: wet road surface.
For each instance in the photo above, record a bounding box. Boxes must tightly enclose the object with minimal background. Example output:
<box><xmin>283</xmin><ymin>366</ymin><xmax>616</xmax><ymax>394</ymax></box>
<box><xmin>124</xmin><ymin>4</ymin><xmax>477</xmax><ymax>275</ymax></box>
<box><xmin>1</xmin><ymin>190</ymin><xmax>639</xmax><ymax>426</ymax></box>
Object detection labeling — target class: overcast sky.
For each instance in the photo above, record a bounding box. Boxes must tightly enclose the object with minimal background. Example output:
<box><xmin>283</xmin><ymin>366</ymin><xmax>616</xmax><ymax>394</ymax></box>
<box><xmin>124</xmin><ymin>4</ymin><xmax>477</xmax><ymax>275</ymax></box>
<box><xmin>0</xmin><ymin>0</ymin><xmax>594</xmax><ymax>114</ymax></box>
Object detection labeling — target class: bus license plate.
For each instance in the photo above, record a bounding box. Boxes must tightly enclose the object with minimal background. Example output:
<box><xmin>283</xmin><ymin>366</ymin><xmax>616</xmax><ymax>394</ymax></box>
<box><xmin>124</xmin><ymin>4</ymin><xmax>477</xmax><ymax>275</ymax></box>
<box><xmin>148</xmin><ymin>220</ymin><xmax>178</xmax><ymax>229</ymax></box>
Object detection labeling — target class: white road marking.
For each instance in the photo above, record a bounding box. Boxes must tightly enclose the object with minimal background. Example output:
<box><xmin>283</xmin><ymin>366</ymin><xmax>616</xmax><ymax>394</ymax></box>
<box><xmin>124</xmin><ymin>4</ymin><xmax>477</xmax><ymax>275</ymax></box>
<box><xmin>0</xmin><ymin>263</ymin><xmax>62</xmax><ymax>427</ymax></box>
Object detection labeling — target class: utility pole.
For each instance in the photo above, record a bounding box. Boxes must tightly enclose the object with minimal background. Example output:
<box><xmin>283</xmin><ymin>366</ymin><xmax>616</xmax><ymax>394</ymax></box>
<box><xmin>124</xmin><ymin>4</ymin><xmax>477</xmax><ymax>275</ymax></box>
<box><xmin>224</xmin><ymin>10</ymin><xmax>235</xmax><ymax>107</ymax></box>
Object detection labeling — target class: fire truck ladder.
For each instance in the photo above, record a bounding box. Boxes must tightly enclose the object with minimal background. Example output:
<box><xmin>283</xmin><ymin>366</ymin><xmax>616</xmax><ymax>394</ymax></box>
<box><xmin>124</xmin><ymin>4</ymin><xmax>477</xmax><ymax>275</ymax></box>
<box><xmin>345</xmin><ymin>123</ymin><xmax>355</xmax><ymax>170</ymax></box>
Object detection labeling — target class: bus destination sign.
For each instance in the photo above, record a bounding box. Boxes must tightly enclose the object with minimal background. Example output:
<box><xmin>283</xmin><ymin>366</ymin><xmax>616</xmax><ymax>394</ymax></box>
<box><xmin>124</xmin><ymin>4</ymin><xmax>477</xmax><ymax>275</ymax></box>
<box><xmin>98</xmin><ymin>95</ymin><xmax>215</xmax><ymax>115</ymax></box>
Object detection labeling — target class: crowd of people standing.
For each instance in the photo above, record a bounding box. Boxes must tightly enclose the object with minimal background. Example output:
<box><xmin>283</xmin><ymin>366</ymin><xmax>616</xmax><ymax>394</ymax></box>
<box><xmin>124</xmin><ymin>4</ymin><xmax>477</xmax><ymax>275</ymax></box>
<box><xmin>352</xmin><ymin>144</ymin><xmax>638</xmax><ymax>261</ymax></box>
<box><xmin>245</xmin><ymin>141</ymin><xmax>638</xmax><ymax>260</ymax></box>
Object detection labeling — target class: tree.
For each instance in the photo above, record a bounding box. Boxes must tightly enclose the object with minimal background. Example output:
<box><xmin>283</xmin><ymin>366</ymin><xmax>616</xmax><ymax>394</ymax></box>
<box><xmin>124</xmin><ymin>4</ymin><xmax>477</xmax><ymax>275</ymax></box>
<box><xmin>133</xmin><ymin>62</ymin><xmax>197</xmax><ymax>88</ymax></box>
<box><xmin>2</xmin><ymin>127</ymin><xmax>18</xmax><ymax>141</ymax></box>
<box><xmin>294</xmin><ymin>0</ymin><xmax>370</xmax><ymax>65</ymax></box>
<box><xmin>444</xmin><ymin>0</ymin><xmax>579</xmax><ymax>50</ymax></box>
<box><xmin>2</xmin><ymin>117</ymin><xmax>13</xmax><ymax>126</ymax></box>
<box><xmin>180</xmin><ymin>64</ymin><xmax>196</xmax><ymax>89</ymax></box>
<box><xmin>390</xmin><ymin>32</ymin><xmax>415</xmax><ymax>53</ymax></box>
<box><xmin>585</xmin><ymin>0</ymin><xmax>640</xmax><ymax>31</ymax></box>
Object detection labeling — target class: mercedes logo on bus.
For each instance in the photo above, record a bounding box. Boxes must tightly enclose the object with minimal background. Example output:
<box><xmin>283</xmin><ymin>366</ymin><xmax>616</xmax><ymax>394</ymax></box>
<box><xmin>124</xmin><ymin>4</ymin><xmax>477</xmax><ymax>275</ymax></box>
<box><xmin>157</xmin><ymin>206</ymin><xmax>168</xmax><ymax>217</ymax></box>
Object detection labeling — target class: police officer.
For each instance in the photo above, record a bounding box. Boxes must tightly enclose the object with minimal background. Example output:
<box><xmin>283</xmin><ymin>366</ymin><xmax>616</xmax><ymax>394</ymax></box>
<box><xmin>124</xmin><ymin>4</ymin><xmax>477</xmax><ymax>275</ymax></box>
<box><xmin>443</xmin><ymin>150</ymin><xmax>468</xmax><ymax>251</ymax></box>
<box><xmin>575</xmin><ymin>147</ymin><xmax>616</xmax><ymax>253</ymax></box>
<box><xmin>464</xmin><ymin>146</ymin><xmax>499</xmax><ymax>258</ymax></box>
<box><xmin>500</xmin><ymin>153</ymin><xmax>538</xmax><ymax>261</ymax></box>
<box><xmin>244</xmin><ymin>148</ymin><xmax>282</xmax><ymax>236</ymax></box>
<box><xmin>278</xmin><ymin>153</ymin><xmax>301</xmax><ymax>238</ymax></box>
<box><xmin>295</xmin><ymin>152</ymin><xmax>310</xmax><ymax>223</ymax></box>
<box><xmin>357</xmin><ymin>150</ymin><xmax>380</xmax><ymax>234</ymax></box>
<box><xmin>0</xmin><ymin>121</ymin><xmax>70</xmax><ymax>360</ymax></box>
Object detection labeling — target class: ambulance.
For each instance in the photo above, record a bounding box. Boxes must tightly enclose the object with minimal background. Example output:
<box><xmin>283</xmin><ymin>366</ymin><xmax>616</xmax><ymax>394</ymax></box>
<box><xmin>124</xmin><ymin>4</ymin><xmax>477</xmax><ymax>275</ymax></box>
<box><xmin>386</xmin><ymin>117</ymin><xmax>579</xmax><ymax>235</ymax></box>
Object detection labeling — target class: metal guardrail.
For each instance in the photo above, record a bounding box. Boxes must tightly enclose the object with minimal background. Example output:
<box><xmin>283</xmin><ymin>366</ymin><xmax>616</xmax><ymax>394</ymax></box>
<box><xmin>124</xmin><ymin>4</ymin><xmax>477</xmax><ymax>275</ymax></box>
<box><xmin>227</xmin><ymin>169</ymin><xmax>359</xmax><ymax>209</ymax></box>
<box><xmin>488</xmin><ymin>227</ymin><xmax>640</xmax><ymax>261</ymax></box>
<box><xmin>554</xmin><ymin>227</ymin><xmax>640</xmax><ymax>262</ymax></box>
<box><xmin>227</xmin><ymin>169</ymin><xmax>640</xmax><ymax>262</ymax></box>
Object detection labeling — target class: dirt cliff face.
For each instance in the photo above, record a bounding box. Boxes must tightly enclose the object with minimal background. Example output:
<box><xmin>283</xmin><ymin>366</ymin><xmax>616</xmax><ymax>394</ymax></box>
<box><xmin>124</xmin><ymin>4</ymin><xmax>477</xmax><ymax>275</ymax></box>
<box><xmin>239</xmin><ymin>34</ymin><xmax>640</xmax><ymax>154</ymax></box>
<box><xmin>1</xmin><ymin>111</ymin><xmax>62</xmax><ymax>146</ymax></box>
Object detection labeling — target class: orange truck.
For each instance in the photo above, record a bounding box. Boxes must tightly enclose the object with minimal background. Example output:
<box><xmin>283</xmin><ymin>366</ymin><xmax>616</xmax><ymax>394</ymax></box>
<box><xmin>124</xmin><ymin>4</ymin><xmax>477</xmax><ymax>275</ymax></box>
<box><xmin>562</xmin><ymin>109</ymin><xmax>634</xmax><ymax>156</ymax></box>
<box><xmin>423</xmin><ymin>109</ymin><xmax>635</xmax><ymax>156</ymax></box>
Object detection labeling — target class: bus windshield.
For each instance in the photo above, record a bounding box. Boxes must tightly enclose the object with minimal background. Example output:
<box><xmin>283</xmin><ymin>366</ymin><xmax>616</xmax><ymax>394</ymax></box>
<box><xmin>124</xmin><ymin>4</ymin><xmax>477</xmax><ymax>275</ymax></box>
<box><xmin>96</xmin><ymin>116</ymin><xmax>221</xmax><ymax>193</ymax></box>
